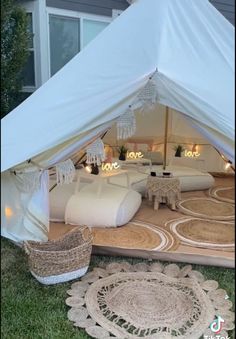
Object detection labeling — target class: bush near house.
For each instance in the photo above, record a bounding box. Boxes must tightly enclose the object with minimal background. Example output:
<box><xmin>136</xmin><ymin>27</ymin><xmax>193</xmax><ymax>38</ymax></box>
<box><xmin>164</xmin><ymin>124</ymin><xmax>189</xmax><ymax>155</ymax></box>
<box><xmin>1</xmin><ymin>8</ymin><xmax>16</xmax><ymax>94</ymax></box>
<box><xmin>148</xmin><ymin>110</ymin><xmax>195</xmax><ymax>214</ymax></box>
<box><xmin>1</xmin><ymin>0</ymin><xmax>30</xmax><ymax>118</ymax></box>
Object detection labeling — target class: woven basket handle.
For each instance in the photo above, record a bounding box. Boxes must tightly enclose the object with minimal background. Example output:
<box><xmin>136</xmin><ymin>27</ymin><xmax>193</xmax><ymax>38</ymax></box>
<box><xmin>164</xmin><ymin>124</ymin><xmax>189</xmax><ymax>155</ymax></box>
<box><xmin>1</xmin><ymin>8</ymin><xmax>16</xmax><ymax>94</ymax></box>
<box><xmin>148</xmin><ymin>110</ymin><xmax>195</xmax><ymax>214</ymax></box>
<box><xmin>81</xmin><ymin>226</ymin><xmax>93</xmax><ymax>242</ymax></box>
<box><xmin>23</xmin><ymin>241</ymin><xmax>31</xmax><ymax>255</ymax></box>
<box><xmin>68</xmin><ymin>225</ymin><xmax>92</xmax><ymax>242</ymax></box>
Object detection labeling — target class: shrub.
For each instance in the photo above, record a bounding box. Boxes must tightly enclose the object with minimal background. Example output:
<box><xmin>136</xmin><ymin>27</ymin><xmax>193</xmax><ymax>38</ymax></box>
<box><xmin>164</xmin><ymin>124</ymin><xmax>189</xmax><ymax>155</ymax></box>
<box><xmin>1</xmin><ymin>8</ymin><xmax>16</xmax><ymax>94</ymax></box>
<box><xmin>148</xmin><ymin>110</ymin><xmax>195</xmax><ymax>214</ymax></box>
<box><xmin>1</xmin><ymin>0</ymin><xmax>30</xmax><ymax>118</ymax></box>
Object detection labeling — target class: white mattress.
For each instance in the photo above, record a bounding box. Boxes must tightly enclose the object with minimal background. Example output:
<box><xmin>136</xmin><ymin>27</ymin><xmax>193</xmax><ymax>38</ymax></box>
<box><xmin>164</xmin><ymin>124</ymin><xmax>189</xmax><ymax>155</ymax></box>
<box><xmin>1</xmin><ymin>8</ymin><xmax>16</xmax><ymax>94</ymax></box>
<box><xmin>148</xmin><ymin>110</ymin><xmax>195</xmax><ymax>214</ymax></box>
<box><xmin>65</xmin><ymin>183</ymin><xmax>141</xmax><ymax>227</ymax></box>
<box><xmin>49</xmin><ymin>180</ymin><xmax>88</xmax><ymax>222</ymax></box>
<box><xmin>147</xmin><ymin>165</ymin><xmax>215</xmax><ymax>192</ymax></box>
<box><xmin>108</xmin><ymin>165</ymin><xmax>215</xmax><ymax>193</ymax></box>
<box><xmin>49</xmin><ymin>179</ymin><xmax>141</xmax><ymax>226</ymax></box>
<box><xmin>49</xmin><ymin>165</ymin><xmax>214</xmax><ymax>223</ymax></box>
<box><xmin>108</xmin><ymin>170</ymin><xmax>148</xmax><ymax>195</ymax></box>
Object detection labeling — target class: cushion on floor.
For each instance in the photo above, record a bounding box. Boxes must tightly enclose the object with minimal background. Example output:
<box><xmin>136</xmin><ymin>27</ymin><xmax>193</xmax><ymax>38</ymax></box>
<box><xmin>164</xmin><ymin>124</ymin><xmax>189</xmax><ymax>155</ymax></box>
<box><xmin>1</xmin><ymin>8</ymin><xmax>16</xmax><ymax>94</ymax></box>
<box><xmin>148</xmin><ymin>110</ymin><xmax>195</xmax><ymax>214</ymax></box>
<box><xmin>49</xmin><ymin>180</ymin><xmax>88</xmax><ymax>222</ymax></box>
<box><xmin>65</xmin><ymin>183</ymin><xmax>142</xmax><ymax>227</ymax></box>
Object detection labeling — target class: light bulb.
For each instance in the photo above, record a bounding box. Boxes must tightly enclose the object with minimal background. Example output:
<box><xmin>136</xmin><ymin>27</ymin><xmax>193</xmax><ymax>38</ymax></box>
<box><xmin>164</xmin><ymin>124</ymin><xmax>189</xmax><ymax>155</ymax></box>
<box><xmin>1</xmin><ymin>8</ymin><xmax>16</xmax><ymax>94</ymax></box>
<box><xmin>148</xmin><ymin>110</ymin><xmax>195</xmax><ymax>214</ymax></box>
<box><xmin>5</xmin><ymin>206</ymin><xmax>13</xmax><ymax>218</ymax></box>
<box><xmin>85</xmin><ymin>165</ymin><xmax>92</xmax><ymax>173</ymax></box>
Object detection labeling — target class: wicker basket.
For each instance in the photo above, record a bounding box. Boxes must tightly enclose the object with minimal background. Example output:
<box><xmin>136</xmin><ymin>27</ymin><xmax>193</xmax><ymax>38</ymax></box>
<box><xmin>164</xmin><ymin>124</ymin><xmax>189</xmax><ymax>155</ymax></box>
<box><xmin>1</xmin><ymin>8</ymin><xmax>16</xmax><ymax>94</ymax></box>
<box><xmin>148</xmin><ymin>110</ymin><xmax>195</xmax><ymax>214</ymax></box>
<box><xmin>24</xmin><ymin>226</ymin><xmax>92</xmax><ymax>285</ymax></box>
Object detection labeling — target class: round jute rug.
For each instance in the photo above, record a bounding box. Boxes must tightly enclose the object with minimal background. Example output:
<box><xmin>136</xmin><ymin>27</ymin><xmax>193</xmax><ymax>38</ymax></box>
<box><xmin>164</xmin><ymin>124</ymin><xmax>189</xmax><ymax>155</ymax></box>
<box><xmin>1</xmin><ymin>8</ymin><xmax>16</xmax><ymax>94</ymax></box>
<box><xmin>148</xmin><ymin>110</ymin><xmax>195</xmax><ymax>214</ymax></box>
<box><xmin>208</xmin><ymin>186</ymin><xmax>235</xmax><ymax>204</ymax></box>
<box><xmin>165</xmin><ymin>217</ymin><xmax>235</xmax><ymax>251</ymax></box>
<box><xmin>176</xmin><ymin>197</ymin><xmax>235</xmax><ymax>220</ymax></box>
<box><xmin>66</xmin><ymin>262</ymin><xmax>235</xmax><ymax>339</ymax></box>
<box><xmin>92</xmin><ymin>220</ymin><xmax>179</xmax><ymax>251</ymax></box>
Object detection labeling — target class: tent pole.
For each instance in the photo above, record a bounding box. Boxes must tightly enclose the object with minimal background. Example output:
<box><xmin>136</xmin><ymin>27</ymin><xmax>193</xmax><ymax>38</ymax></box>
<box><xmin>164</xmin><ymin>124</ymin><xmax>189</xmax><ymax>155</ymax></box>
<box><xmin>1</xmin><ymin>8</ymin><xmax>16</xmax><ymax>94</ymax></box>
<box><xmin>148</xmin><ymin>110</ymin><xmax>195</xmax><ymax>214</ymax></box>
<box><xmin>163</xmin><ymin>106</ymin><xmax>169</xmax><ymax>170</ymax></box>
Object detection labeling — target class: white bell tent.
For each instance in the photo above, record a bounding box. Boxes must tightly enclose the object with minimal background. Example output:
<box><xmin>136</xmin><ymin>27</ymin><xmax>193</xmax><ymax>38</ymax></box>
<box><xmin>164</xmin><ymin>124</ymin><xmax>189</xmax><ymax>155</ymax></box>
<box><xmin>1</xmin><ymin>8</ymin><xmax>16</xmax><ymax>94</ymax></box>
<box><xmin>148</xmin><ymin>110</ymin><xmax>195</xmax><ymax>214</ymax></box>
<box><xmin>1</xmin><ymin>0</ymin><xmax>234</xmax><ymax>243</ymax></box>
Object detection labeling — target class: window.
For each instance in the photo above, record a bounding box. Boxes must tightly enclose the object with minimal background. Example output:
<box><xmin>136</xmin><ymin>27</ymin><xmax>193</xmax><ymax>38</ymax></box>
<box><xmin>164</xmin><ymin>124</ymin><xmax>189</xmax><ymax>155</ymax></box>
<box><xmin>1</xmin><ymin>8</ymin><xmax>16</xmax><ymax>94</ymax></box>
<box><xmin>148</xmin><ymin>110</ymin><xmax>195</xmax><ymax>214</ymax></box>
<box><xmin>49</xmin><ymin>15</ymin><xmax>80</xmax><ymax>76</ymax></box>
<box><xmin>83</xmin><ymin>19</ymin><xmax>108</xmax><ymax>48</ymax></box>
<box><xmin>49</xmin><ymin>13</ymin><xmax>109</xmax><ymax>76</ymax></box>
<box><xmin>22</xmin><ymin>13</ymin><xmax>35</xmax><ymax>87</ymax></box>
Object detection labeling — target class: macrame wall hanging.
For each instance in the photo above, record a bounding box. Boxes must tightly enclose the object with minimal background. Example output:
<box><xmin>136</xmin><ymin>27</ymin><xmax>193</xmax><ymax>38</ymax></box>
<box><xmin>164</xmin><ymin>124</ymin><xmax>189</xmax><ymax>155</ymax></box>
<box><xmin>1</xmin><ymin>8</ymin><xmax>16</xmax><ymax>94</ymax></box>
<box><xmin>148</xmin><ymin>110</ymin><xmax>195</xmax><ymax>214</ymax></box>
<box><xmin>55</xmin><ymin>159</ymin><xmax>76</xmax><ymax>185</ymax></box>
<box><xmin>116</xmin><ymin>107</ymin><xmax>136</xmax><ymax>140</ymax></box>
<box><xmin>86</xmin><ymin>138</ymin><xmax>105</xmax><ymax>166</ymax></box>
<box><xmin>116</xmin><ymin>70</ymin><xmax>158</xmax><ymax>140</ymax></box>
<box><xmin>135</xmin><ymin>70</ymin><xmax>158</xmax><ymax>112</ymax></box>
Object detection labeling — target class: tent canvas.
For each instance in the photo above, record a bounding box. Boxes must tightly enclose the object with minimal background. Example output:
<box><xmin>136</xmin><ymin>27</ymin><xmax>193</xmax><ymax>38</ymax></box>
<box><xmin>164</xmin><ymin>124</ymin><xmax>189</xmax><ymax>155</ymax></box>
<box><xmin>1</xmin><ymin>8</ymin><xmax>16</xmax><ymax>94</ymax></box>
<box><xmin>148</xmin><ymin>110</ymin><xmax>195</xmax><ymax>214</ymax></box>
<box><xmin>1</xmin><ymin>0</ymin><xmax>234</xmax><ymax>243</ymax></box>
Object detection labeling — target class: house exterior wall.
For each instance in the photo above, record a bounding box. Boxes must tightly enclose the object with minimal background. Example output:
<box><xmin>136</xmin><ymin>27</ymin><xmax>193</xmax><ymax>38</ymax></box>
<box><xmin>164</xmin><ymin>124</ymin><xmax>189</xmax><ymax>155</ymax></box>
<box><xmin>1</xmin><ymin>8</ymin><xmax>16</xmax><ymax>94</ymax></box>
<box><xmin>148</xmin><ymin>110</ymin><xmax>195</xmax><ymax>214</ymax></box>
<box><xmin>46</xmin><ymin>0</ymin><xmax>235</xmax><ymax>25</ymax></box>
<box><xmin>18</xmin><ymin>0</ymin><xmax>234</xmax><ymax>95</ymax></box>
<box><xmin>46</xmin><ymin>0</ymin><xmax>128</xmax><ymax>17</ymax></box>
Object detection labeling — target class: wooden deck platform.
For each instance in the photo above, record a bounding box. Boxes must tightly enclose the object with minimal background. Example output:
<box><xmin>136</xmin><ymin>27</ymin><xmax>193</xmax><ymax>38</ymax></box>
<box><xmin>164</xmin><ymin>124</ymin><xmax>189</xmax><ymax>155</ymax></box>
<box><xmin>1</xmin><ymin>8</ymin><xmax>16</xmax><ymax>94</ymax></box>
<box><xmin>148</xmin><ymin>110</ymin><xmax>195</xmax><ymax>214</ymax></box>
<box><xmin>49</xmin><ymin>176</ymin><xmax>235</xmax><ymax>268</ymax></box>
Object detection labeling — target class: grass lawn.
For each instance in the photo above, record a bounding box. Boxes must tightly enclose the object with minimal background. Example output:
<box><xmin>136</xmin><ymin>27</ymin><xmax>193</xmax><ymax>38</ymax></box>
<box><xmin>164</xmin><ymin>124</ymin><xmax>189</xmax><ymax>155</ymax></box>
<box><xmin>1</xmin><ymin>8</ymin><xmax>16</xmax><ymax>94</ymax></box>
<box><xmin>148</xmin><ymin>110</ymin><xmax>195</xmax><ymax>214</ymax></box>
<box><xmin>1</xmin><ymin>237</ymin><xmax>235</xmax><ymax>339</ymax></box>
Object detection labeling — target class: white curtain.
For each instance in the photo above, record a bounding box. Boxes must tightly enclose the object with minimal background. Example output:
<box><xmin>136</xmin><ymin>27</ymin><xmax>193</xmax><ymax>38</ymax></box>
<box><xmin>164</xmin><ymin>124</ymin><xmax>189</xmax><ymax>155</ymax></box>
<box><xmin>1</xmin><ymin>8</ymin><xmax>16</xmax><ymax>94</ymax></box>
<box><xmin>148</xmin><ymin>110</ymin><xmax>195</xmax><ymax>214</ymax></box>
<box><xmin>1</xmin><ymin>170</ymin><xmax>49</xmax><ymax>243</ymax></box>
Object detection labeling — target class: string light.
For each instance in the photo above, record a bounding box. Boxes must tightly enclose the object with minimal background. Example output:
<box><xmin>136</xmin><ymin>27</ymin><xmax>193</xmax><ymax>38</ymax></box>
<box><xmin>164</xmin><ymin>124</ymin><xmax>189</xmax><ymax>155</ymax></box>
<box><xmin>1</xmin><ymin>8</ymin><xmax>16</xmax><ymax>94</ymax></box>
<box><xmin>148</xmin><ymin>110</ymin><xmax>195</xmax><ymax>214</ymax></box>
<box><xmin>5</xmin><ymin>206</ymin><xmax>13</xmax><ymax>218</ymax></box>
<box><xmin>85</xmin><ymin>165</ymin><xmax>92</xmax><ymax>173</ymax></box>
<box><xmin>82</xmin><ymin>161</ymin><xmax>92</xmax><ymax>173</ymax></box>
<box><xmin>192</xmin><ymin>144</ymin><xmax>198</xmax><ymax>153</ymax></box>
<box><xmin>225</xmin><ymin>161</ymin><xmax>232</xmax><ymax>170</ymax></box>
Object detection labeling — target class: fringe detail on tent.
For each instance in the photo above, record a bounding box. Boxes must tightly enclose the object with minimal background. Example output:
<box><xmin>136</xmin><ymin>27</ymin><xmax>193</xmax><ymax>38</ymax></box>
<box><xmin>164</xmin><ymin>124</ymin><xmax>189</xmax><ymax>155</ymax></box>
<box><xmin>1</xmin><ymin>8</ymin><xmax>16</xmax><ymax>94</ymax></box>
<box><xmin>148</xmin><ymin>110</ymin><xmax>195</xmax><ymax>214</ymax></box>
<box><xmin>86</xmin><ymin>138</ymin><xmax>105</xmax><ymax>165</ymax></box>
<box><xmin>12</xmin><ymin>170</ymin><xmax>42</xmax><ymax>193</ymax></box>
<box><xmin>117</xmin><ymin>108</ymin><xmax>136</xmax><ymax>140</ymax></box>
<box><xmin>55</xmin><ymin>159</ymin><xmax>75</xmax><ymax>185</ymax></box>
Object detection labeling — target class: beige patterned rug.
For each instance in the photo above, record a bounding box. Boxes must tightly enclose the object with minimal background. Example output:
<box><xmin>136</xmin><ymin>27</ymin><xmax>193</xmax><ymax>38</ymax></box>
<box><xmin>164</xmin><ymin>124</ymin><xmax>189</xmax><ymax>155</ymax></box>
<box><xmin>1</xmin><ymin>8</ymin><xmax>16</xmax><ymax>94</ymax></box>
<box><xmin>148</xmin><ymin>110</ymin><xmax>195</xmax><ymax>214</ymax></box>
<box><xmin>165</xmin><ymin>217</ymin><xmax>235</xmax><ymax>251</ymax></box>
<box><xmin>66</xmin><ymin>262</ymin><xmax>235</xmax><ymax>338</ymax></box>
<box><xmin>176</xmin><ymin>197</ymin><xmax>235</xmax><ymax>220</ymax></box>
<box><xmin>92</xmin><ymin>220</ymin><xmax>179</xmax><ymax>252</ymax></box>
<box><xmin>208</xmin><ymin>186</ymin><xmax>235</xmax><ymax>204</ymax></box>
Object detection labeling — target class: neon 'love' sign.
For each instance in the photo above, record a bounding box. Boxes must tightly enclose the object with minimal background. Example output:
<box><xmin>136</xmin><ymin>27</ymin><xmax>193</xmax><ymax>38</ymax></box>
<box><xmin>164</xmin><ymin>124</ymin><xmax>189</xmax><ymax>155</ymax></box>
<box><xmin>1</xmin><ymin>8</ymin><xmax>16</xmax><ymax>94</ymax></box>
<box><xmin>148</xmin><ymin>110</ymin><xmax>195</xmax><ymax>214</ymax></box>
<box><xmin>184</xmin><ymin>150</ymin><xmax>200</xmax><ymax>158</ymax></box>
<box><xmin>102</xmin><ymin>162</ymin><xmax>120</xmax><ymax>171</ymax></box>
<box><xmin>127</xmin><ymin>151</ymin><xmax>144</xmax><ymax>159</ymax></box>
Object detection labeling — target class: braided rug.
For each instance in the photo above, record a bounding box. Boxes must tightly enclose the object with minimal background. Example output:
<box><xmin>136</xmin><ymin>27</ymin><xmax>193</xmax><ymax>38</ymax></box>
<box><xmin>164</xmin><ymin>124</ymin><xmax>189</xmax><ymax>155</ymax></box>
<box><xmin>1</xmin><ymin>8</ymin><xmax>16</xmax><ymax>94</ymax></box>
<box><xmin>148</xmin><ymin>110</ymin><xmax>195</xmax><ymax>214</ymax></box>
<box><xmin>92</xmin><ymin>220</ymin><xmax>179</xmax><ymax>252</ymax></box>
<box><xmin>66</xmin><ymin>262</ymin><xmax>235</xmax><ymax>339</ymax></box>
<box><xmin>208</xmin><ymin>186</ymin><xmax>235</xmax><ymax>204</ymax></box>
<box><xmin>165</xmin><ymin>217</ymin><xmax>235</xmax><ymax>251</ymax></box>
<box><xmin>176</xmin><ymin>197</ymin><xmax>234</xmax><ymax>220</ymax></box>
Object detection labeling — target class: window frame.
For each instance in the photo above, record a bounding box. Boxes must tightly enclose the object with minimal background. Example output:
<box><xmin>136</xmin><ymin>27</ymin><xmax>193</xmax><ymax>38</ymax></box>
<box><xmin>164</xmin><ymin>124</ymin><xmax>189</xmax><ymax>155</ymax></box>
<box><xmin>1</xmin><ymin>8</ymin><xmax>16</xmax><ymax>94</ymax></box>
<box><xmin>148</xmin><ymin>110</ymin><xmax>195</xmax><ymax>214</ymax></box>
<box><xmin>46</xmin><ymin>7</ymin><xmax>112</xmax><ymax>77</ymax></box>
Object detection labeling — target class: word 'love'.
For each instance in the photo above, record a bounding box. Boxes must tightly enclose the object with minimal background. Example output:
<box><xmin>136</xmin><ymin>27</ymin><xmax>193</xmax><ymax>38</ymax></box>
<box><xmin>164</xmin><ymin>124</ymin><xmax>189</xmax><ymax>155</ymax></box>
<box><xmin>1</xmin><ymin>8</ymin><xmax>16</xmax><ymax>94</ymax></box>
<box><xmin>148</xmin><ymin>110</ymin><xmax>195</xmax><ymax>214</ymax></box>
<box><xmin>184</xmin><ymin>150</ymin><xmax>200</xmax><ymax>158</ymax></box>
<box><xmin>102</xmin><ymin>162</ymin><xmax>120</xmax><ymax>171</ymax></box>
<box><xmin>127</xmin><ymin>151</ymin><xmax>143</xmax><ymax>159</ymax></box>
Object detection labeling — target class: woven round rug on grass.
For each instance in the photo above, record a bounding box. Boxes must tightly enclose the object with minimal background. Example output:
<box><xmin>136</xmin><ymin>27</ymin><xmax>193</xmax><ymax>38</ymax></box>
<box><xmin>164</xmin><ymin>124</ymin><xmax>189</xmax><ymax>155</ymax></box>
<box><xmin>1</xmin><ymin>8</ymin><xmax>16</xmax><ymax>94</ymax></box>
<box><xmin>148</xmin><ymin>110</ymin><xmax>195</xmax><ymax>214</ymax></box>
<box><xmin>66</xmin><ymin>262</ymin><xmax>235</xmax><ymax>339</ymax></box>
<box><xmin>165</xmin><ymin>217</ymin><xmax>235</xmax><ymax>251</ymax></box>
<box><xmin>176</xmin><ymin>197</ymin><xmax>235</xmax><ymax>220</ymax></box>
<box><xmin>208</xmin><ymin>186</ymin><xmax>235</xmax><ymax>204</ymax></box>
<box><xmin>92</xmin><ymin>220</ymin><xmax>179</xmax><ymax>252</ymax></box>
